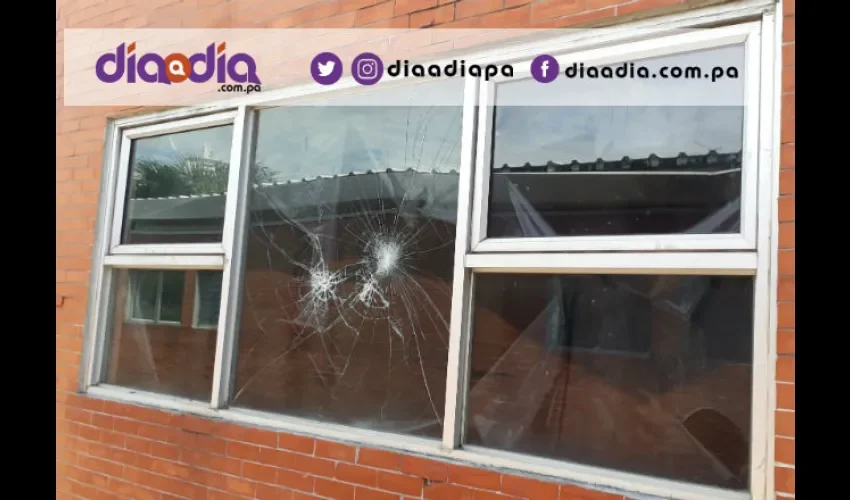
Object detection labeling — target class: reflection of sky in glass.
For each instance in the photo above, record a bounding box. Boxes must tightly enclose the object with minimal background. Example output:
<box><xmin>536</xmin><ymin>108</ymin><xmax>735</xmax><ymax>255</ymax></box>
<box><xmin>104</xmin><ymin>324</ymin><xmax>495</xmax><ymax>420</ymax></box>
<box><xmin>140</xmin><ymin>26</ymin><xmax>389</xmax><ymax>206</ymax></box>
<box><xmin>492</xmin><ymin>44</ymin><xmax>746</xmax><ymax>166</ymax></box>
<box><xmin>254</xmin><ymin>106</ymin><xmax>463</xmax><ymax>181</ymax></box>
<box><xmin>492</xmin><ymin>106</ymin><xmax>744</xmax><ymax>167</ymax></box>
<box><xmin>254</xmin><ymin>80</ymin><xmax>465</xmax><ymax>182</ymax></box>
<box><xmin>133</xmin><ymin>126</ymin><xmax>234</xmax><ymax>164</ymax></box>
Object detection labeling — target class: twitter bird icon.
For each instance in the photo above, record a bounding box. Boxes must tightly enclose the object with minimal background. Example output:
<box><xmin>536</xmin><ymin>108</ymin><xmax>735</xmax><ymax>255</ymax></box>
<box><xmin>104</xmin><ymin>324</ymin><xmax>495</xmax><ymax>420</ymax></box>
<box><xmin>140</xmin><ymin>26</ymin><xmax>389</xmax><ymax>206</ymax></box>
<box><xmin>317</xmin><ymin>60</ymin><xmax>335</xmax><ymax>77</ymax></box>
<box><xmin>311</xmin><ymin>52</ymin><xmax>343</xmax><ymax>85</ymax></box>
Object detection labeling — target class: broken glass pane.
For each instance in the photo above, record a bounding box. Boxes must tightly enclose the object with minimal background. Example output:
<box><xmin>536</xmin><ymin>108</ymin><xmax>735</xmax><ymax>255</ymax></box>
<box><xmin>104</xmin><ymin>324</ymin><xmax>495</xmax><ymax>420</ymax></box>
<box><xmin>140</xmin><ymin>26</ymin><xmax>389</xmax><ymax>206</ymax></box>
<box><xmin>231</xmin><ymin>80</ymin><xmax>464</xmax><ymax>438</ymax></box>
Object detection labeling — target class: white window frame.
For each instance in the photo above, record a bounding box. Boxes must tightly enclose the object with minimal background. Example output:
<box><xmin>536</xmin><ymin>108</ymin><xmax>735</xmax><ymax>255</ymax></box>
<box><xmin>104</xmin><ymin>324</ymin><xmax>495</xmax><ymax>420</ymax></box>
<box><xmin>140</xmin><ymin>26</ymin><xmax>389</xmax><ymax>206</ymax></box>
<box><xmin>79</xmin><ymin>4</ymin><xmax>781</xmax><ymax>500</ymax></box>
<box><xmin>125</xmin><ymin>269</ymin><xmax>183</xmax><ymax>326</ymax></box>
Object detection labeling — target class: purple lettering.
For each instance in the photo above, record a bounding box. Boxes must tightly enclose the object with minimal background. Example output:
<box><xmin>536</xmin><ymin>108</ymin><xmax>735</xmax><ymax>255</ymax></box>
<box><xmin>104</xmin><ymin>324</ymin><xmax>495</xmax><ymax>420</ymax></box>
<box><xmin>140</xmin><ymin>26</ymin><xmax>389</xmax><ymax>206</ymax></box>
<box><xmin>189</xmin><ymin>43</ymin><xmax>215</xmax><ymax>83</ymax></box>
<box><xmin>127</xmin><ymin>52</ymin><xmax>137</xmax><ymax>83</ymax></box>
<box><xmin>95</xmin><ymin>44</ymin><xmax>124</xmax><ymax>83</ymax></box>
<box><xmin>137</xmin><ymin>54</ymin><xmax>169</xmax><ymax>84</ymax></box>
<box><xmin>227</xmin><ymin>54</ymin><xmax>261</xmax><ymax>84</ymax></box>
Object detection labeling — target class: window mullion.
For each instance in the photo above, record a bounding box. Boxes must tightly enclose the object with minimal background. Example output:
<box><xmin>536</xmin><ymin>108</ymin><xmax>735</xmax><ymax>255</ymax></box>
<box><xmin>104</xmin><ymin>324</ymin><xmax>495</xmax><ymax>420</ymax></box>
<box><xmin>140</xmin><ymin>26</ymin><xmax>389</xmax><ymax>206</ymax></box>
<box><xmin>442</xmin><ymin>76</ymin><xmax>480</xmax><ymax>449</ymax></box>
<box><xmin>211</xmin><ymin>105</ymin><xmax>254</xmax><ymax>410</ymax></box>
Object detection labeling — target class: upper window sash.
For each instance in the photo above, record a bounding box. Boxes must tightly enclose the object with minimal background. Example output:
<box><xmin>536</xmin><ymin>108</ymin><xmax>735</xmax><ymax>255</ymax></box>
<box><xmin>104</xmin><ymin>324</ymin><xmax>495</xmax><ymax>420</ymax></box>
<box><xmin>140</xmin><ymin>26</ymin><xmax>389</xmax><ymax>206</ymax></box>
<box><xmin>470</xmin><ymin>22</ymin><xmax>763</xmax><ymax>254</ymax></box>
<box><xmin>108</xmin><ymin>110</ymin><xmax>239</xmax><ymax>256</ymax></box>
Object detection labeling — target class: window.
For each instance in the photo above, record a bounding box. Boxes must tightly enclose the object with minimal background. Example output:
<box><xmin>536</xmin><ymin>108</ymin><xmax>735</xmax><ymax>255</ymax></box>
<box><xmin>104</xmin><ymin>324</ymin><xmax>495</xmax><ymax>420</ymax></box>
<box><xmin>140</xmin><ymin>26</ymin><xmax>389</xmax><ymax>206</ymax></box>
<box><xmin>194</xmin><ymin>271</ymin><xmax>223</xmax><ymax>329</ymax></box>
<box><xmin>126</xmin><ymin>270</ymin><xmax>185</xmax><ymax>324</ymax></box>
<box><xmin>82</xmin><ymin>14</ymin><xmax>778</xmax><ymax>500</ymax></box>
<box><xmin>230</xmin><ymin>79</ymin><xmax>464</xmax><ymax>437</ymax></box>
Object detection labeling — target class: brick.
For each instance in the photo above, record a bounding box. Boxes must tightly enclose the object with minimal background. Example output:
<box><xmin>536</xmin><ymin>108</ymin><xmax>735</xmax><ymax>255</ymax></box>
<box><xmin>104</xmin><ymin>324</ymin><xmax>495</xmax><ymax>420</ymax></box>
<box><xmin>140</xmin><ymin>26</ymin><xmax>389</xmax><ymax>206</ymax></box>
<box><xmin>410</xmin><ymin>4</ymin><xmax>454</xmax><ymax>26</ymax></box>
<box><xmin>315</xmin><ymin>477</ymin><xmax>355</xmax><ymax>500</ymax></box>
<box><xmin>779</xmin><ymin>170</ymin><xmax>794</xmax><ymax>196</ymax></box>
<box><xmin>501</xmin><ymin>475</ymin><xmax>559</xmax><ymax>500</ymax></box>
<box><xmin>775</xmin><ymin>466</ymin><xmax>795</xmax><ymax>494</ymax></box>
<box><xmin>244</xmin><ymin>461</ymin><xmax>278</xmax><ymax>482</ymax></box>
<box><xmin>362</xmin><ymin>14</ymin><xmax>410</xmax><ymax>27</ymax></box>
<box><xmin>775</xmin><ymin>410</ymin><xmax>795</xmax><ymax>437</ymax></box>
<box><xmin>376</xmin><ymin>471</ymin><xmax>423</xmax><ymax>496</ymax></box>
<box><xmin>781</xmin><ymin>115</ymin><xmax>794</xmax><ymax>143</ymax></box>
<box><xmin>777</xmin><ymin>329</ymin><xmax>795</xmax><ymax>355</ymax></box>
<box><xmin>395</xmin><ymin>0</ymin><xmax>439</xmax><ymax>16</ymax></box>
<box><xmin>782</xmin><ymin>66</ymin><xmax>794</xmax><ymax>93</ymax></box>
<box><xmin>357</xmin><ymin>449</ymin><xmax>401</xmax><ymax>470</ymax></box>
<box><xmin>779</xmin><ymin>144</ymin><xmax>795</xmax><ymax>170</ymax></box>
<box><xmin>336</xmin><ymin>463</ymin><xmax>379</xmax><ymax>487</ymax></box>
<box><xmin>530</xmin><ymin>0</ymin><xmax>583</xmax><ymax>23</ymax></box>
<box><xmin>227</xmin><ymin>441</ymin><xmax>264</xmax><ymax>462</ymax></box>
<box><xmin>277</xmin><ymin>469</ymin><xmax>315</xmax><ymax>492</ymax></box>
<box><xmin>424</xmin><ymin>483</ymin><xmax>475</xmax><ymax>500</ymax></box>
<box><xmin>474</xmin><ymin>492</ymin><xmax>518</xmax><ymax>500</ymax></box>
<box><xmin>290</xmin><ymin>455</ymin><xmax>336</xmax><ymax>478</ymax></box>
<box><xmin>775</xmin><ymin>437</ymin><xmax>794</xmax><ymax>465</ymax></box>
<box><xmin>777</xmin><ymin>383</ymin><xmax>795</xmax><ymax>410</ymax></box>
<box><xmin>477</xmin><ymin>5</ymin><xmax>529</xmax><ymax>27</ymax></box>
<box><xmin>220</xmin><ymin>423</ymin><xmax>278</xmax><ymax>447</ymax></box>
<box><xmin>777</xmin><ymin>275</ymin><xmax>794</xmax><ymax>301</ymax></box>
<box><xmin>182</xmin><ymin>449</ymin><xmax>243</xmax><ymax>476</ymax></box>
<box><xmin>535</xmin><ymin>7</ymin><xmax>615</xmax><ymax>27</ymax></box>
<box><xmin>279</xmin><ymin>433</ymin><xmax>316</xmax><ymax>454</ymax></box>
<box><xmin>448</xmin><ymin>464</ymin><xmax>501</xmax><ymax>490</ymax></box>
<box><xmin>316</xmin><ymin>440</ymin><xmax>357</xmax><ymax>462</ymax></box>
<box><xmin>257</xmin><ymin>484</ymin><xmax>295</xmax><ymax>500</ymax></box>
<box><xmin>587</xmin><ymin>0</ymin><xmax>622</xmax><ymax>8</ymax></box>
<box><xmin>616</xmin><ymin>0</ymin><xmax>681</xmax><ymax>16</ymax></box>
<box><xmin>456</xmin><ymin>0</ymin><xmax>501</xmax><ymax>19</ymax></box>
<box><xmin>355</xmin><ymin>1</ymin><xmax>396</xmax><ymax>25</ymax></box>
<box><xmin>783</xmin><ymin>43</ymin><xmax>794</xmax><ymax>67</ymax></box>
<box><xmin>778</xmin><ymin>250</ymin><xmax>795</xmax><ymax>276</ymax></box>
<box><xmin>776</xmin><ymin>357</ymin><xmax>794</xmax><ymax>383</ymax></box>
<box><xmin>777</xmin><ymin>302</ymin><xmax>795</xmax><ymax>329</ymax></box>
<box><xmin>355</xmin><ymin>486</ymin><xmax>402</xmax><ymax>500</ymax></box>
<box><xmin>400</xmin><ymin>456</ymin><xmax>448</xmax><ymax>481</ymax></box>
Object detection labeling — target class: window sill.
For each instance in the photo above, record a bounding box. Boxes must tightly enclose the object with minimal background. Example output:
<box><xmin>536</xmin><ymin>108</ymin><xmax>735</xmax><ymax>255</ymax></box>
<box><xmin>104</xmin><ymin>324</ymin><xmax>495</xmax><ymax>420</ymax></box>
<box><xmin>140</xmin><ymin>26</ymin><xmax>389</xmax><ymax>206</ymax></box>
<box><xmin>82</xmin><ymin>384</ymin><xmax>751</xmax><ymax>500</ymax></box>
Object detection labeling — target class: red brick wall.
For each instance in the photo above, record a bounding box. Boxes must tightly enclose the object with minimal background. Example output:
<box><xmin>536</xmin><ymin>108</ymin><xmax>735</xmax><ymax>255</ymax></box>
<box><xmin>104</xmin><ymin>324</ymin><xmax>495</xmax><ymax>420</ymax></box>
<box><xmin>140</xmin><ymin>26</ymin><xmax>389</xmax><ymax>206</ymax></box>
<box><xmin>775</xmin><ymin>0</ymin><xmax>795</xmax><ymax>497</ymax></box>
<box><xmin>56</xmin><ymin>0</ymin><xmax>795</xmax><ymax>499</ymax></box>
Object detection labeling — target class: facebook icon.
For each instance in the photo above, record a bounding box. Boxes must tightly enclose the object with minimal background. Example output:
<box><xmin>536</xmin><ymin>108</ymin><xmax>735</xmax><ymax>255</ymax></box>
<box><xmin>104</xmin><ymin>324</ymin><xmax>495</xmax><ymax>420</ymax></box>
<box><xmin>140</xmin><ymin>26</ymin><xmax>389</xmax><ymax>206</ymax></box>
<box><xmin>531</xmin><ymin>54</ymin><xmax>559</xmax><ymax>83</ymax></box>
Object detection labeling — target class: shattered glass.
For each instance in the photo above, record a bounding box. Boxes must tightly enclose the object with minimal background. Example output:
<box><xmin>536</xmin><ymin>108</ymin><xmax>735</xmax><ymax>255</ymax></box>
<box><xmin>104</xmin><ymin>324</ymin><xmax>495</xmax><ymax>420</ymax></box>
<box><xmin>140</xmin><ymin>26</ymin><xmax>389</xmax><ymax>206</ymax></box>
<box><xmin>231</xmin><ymin>81</ymin><xmax>464</xmax><ymax>438</ymax></box>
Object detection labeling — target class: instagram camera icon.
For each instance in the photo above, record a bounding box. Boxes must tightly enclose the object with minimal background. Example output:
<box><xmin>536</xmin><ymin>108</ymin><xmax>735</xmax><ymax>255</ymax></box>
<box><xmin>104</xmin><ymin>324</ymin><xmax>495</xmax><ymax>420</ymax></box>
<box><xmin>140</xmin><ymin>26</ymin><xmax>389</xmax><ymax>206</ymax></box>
<box><xmin>352</xmin><ymin>52</ymin><xmax>384</xmax><ymax>85</ymax></box>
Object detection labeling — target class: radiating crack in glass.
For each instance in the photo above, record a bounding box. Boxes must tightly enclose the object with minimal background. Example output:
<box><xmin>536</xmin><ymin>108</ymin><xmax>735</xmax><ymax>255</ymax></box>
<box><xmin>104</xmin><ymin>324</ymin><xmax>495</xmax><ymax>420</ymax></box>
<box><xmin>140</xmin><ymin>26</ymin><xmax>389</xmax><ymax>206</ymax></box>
<box><xmin>233</xmin><ymin>100</ymin><xmax>462</xmax><ymax>434</ymax></box>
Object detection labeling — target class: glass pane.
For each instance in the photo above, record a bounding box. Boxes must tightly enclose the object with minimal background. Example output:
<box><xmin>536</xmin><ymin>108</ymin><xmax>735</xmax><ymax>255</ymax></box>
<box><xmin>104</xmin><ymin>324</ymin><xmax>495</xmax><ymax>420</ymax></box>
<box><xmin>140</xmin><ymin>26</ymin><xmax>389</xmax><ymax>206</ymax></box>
<box><xmin>487</xmin><ymin>46</ymin><xmax>745</xmax><ymax>239</ymax></box>
<box><xmin>159</xmin><ymin>271</ymin><xmax>185</xmax><ymax>323</ymax></box>
<box><xmin>128</xmin><ymin>270</ymin><xmax>158</xmax><ymax>321</ymax></box>
<box><xmin>121</xmin><ymin>125</ymin><xmax>234</xmax><ymax>244</ymax></box>
<box><xmin>231</xmin><ymin>80</ymin><xmax>464</xmax><ymax>438</ymax></box>
<box><xmin>195</xmin><ymin>271</ymin><xmax>223</xmax><ymax>328</ymax></box>
<box><xmin>467</xmin><ymin>273</ymin><xmax>754</xmax><ymax>490</ymax></box>
<box><xmin>104</xmin><ymin>269</ymin><xmax>216</xmax><ymax>401</ymax></box>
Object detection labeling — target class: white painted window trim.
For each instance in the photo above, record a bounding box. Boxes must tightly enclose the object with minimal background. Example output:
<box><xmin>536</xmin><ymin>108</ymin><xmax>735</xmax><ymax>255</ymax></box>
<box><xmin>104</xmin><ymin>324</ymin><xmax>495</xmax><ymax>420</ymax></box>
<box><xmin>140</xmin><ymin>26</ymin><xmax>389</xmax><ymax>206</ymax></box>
<box><xmin>78</xmin><ymin>3</ymin><xmax>780</xmax><ymax>500</ymax></box>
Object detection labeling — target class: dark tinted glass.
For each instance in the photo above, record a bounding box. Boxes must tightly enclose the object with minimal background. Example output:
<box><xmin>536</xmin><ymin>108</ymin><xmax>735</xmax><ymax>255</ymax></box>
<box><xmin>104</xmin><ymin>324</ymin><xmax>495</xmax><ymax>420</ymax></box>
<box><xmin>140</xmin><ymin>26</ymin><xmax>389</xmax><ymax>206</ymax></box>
<box><xmin>467</xmin><ymin>273</ymin><xmax>754</xmax><ymax>489</ymax></box>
